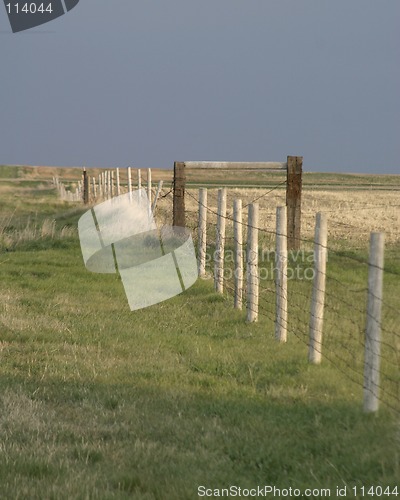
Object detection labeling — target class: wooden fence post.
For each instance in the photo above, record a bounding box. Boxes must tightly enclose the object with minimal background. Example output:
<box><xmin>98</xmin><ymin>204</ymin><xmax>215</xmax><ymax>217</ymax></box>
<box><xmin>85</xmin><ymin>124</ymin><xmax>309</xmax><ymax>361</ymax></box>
<box><xmin>98</xmin><ymin>174</ymin><xmax>101</xmax><ymax>200</ymax></box>
<box><xmin>198</xmin><ymin>188</ymin><xmax>208</xmax><ymax>278</ymax></box>
<box><xmin>102</xmin><ymin>172</ymin><xmax>106</xmax><ymax>200</ymax></box>
<box><xmin>214</xmin><ymin>188</ymin><xmax>227</xmax><ymax>293</ymax></box>
<box><xmin>110</xmin><ymin>170</ymin><xmax>115</xmax><ymax>198</ymax></box>
<box><xmin>286</xmin><ymin>156</ymin><xmax>303</xmax><ymax>251</ymax></box>
<box><xmin>173</xmin><ymin>162</ymin><xmax>186</xmax><ymax>227</ymax></box>
<box><xmin>83</xmin><ymin>168</ymin><xmax>89</xmax><ymax>204</ymax></box>
<box><xmin>364</xmin><ymin>232</ymin><xmax>384</xmax><ymax>413</ymax></box>
<box><xmin>127</xmin><ymin>167</ymin><xmax>132</xmax><ymax>201</ymax></box>
<box><xmin>234</xmin><ymin>199</ymin><xmax>243</xmax><ymax>310</ymax></box>
<box><xmin>151</xmin><ymin>180</ymin><xmax>163</xmax><ymax>213</ymax></box>
<box><xmin>246</xmin><ymin>203</ymin><xmax>259</xmax><ymax>322</ymax></box>
<box><xmin>275</xmin><ymin>206</ymin><xmax>288</xmax><ymax>342</ymax></box>
<box><xmin>106</xmin><ymin>171</ymin><xmax>110</xmax><ymax>199</ymax></box>
<box><xmin>308</xmin><ymin>212</ymin><xmax>328</xmax><ymax>364</ymax></box>
<box><xmin>116</xmin><ymin>168</ymin><xmax>120</xmax><ymax>196</ymax></box>
<box><xmin>147</xmin><ymin>168</ymin><xmax>152</xmax><ymax>205</ymax></box>
<box><xmin>92</xmin><ymin>177</ymin><xmax>97</xmax><ymax>201</ymax></box>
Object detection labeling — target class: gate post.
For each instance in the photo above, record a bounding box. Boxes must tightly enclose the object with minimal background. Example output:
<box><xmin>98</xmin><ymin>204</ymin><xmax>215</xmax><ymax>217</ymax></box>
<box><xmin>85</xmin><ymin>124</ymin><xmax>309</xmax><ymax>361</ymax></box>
<box><xmin>83</xmin><ymin>168</ymin><xmax>89</xmax><ymax>204</ymax></box>
<box><xmin>173</xmin><ymin>161</ymin><xmax>186</xmax><ymax>227</ymax></box>
<box><xmin>286</xmin><ymin>156</ymin><xmax>303</xmax><ymax>251</ymax></box>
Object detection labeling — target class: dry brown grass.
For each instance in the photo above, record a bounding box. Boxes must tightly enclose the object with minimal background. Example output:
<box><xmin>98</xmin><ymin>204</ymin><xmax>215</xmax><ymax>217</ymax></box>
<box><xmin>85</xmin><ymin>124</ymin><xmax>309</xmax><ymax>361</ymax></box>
<box><xmin>156</xmin><ymin>187</ymin><xmax>400</xmax><ymax>247</ymax></box>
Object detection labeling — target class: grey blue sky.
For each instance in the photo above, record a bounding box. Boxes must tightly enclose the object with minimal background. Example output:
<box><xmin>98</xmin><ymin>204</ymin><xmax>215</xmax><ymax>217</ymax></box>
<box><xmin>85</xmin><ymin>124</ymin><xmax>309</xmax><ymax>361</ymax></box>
<box><xmin>1</xmin><ymin>1</ymin><xmax>399</xmax><ymax>173</ymax></box>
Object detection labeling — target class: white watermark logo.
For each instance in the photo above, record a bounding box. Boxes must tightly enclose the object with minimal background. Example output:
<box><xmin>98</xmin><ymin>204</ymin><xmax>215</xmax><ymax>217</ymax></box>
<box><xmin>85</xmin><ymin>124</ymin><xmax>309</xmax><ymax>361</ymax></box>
<box><xmin>204</xmin><ymin>248</ymin><xmax>322</xmax><ymax>281</ymax></box>
<box><xmin>78</xmin><ymin>190</ymin><xmax>198</xmax><ymax>311</ymax></box>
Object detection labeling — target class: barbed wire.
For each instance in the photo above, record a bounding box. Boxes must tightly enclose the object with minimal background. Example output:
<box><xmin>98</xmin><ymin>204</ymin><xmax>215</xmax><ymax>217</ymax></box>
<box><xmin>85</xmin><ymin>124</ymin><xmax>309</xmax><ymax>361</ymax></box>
<box><xmin>51</xmin><ymin>172</ymin><xmax>400</xmax><ymax>414</ymax></box>
<box><xmin>227</xmin><ymin>282</ymin><xmax>400</xmax><ymax>413</ymax></box>
<box><xmin>186</xmin><ymin>188</ymin><xmax>400</xmax><ymax>280</ymax></box>
<box><xmin>189</xmin><ymin>184</ymin><xmax>399</xmax><ymax>415</ymax></box>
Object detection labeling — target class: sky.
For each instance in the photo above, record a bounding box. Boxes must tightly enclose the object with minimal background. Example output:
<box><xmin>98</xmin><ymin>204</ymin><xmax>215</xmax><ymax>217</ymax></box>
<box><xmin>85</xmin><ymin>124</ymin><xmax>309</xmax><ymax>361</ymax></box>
<box><xmin>0</xmin><ymin>1</ymin><xmax>399</xmax><ymax>174</ymax></box>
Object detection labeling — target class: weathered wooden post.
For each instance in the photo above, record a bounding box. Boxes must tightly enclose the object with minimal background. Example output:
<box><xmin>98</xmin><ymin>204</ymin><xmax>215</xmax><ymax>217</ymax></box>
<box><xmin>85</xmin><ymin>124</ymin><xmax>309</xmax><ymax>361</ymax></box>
<box><xmin>173</xmin><ymin>162</ymin><xmax>186</xmax><ymax>227</ymax></box>
<box><xmin>83</xmin><ymin>168</ymin><xmax>89</xmax><ymax>204</ymax></box>
<box><xmin>364</xmin><ymin>232</ymin><xmax>384</xmax><ymax>413</ymax></box>
<box><xmin>286</xmin><ymin>156</ymin><xmax>303</xmax><ymax>251</ymax></box>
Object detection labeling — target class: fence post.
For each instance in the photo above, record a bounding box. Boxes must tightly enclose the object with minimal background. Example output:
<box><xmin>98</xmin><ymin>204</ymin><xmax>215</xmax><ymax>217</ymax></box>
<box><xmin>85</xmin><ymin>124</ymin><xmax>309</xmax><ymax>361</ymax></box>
<box><xmin>275</xmin><ymin>206</ymin><xmax>288</xmax><ymax>342</ymax></box>
<box><xmin>101</xmin><ymin>172</ymin><xmax>105</xmax><ymax>200</ymax></box>
<box><xmin>92</xmin><ymin>177</ymin><xmax>97</xmax><ymax>201</ymax></box>
<box><xmin>127</xmin><ymin>167</ymin><xmax>132</xmax><ymax>201</ymax></box>
<box><xmin>151</xmin><ymin>180</ymin><xmax>163</xmax><ymax>213</ymax></box>
<box><xmin>234</xmin><ymin>199</ymin><xmax>243</xmax><ymax>310</ymax></box>
<box><xmin>105</xmin><ymin>171</ymin><xmax>109</xmax><ymax>199</ymax></box>
<box><xmin>198</xmin><ymin>188</ymin><xmax>208</xmax><ymax>278</ymax></box>
<box><xmin>246</xmin><ymin>203</ymin><xmax>259</xmax><ymax>322</ymax></box>
<box><xmin>147</xmin><ymin>168</ymin><xmax>152</xmax><ymax>205</ymax></box>
<box><xmin>136</xmin><ymin>168</ymin><xmax>140</xmax><ymax>191</ymax></box>
<box><xmin>110</xmin><ymin>170</ymin><xmax>115</xmax><ymax>198</ymax></box>
<box><xmin>286</xmin><ymin>156</ymin><xmax>303</xmax><ymax>251</ymax></box>
<box><xmin>173</xmin><ymin>162</ymin><xmax>186</xmax><ymax>227</ymax></box>
<box><xmin>214</xmin><ymin>188</ymin><xmax>227</xmax><ymax>293</ymax></box>
<box><xmin>83</xmin><ymin>168</ymin><xmax>89</xmax><ymax>204</ymax></box>
<box><xmin>116</xmin><ymin>168</ymin><xmax>120</xmax><ymax>196</ymax></box>
<box><xmin>308</xmin><ymin>212</ymin><xmax>328</xmax><ymax>364</ymax></box>
<box><xmin>364</xmin><ymin>232</ymin><xmax>384</xmax><ymax>413</ymax></box>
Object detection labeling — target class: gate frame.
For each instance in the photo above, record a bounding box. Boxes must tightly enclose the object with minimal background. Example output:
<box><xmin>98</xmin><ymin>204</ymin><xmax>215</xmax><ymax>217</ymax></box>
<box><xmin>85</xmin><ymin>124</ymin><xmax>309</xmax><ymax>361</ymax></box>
<box><xmin>173</xmin><ymin>156</ymin><xmax>303</xmax><ymax>250</ymax></box>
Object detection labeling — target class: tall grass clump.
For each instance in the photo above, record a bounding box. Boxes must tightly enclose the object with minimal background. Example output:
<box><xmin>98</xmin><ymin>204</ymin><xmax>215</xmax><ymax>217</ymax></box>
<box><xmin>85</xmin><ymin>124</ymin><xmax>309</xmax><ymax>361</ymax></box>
<box><xmin>0</xmin><ymin>214</ymin><xmax>76</xmax><ymax>251</ymax></box>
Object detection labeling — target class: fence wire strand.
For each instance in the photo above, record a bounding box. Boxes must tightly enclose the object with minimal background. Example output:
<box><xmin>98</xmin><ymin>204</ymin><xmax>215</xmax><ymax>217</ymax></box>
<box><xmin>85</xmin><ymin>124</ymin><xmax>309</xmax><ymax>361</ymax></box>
<box><xmin>187</xmin><ymin>185</ymin><xmax>400</xmax><ymax>415</ymax></box>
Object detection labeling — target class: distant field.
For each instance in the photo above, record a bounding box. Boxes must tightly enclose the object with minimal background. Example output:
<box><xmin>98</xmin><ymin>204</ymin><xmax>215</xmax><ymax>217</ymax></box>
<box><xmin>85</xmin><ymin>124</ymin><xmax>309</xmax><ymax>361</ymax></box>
<box><xmin>2</xmin><ymin>163</ymin><xmax>400</xmax><ymax>190</ymax></box>
<box><xmin>0</xmin><ymin>165</ymin><xmax>399</xmax><ymax>499</ymax></box>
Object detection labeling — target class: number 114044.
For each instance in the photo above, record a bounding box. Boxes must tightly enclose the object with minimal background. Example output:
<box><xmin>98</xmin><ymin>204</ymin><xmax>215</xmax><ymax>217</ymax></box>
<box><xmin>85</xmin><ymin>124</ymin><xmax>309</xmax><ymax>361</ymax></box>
<box><xmin>352</xmin><ymin>486</ymin><xmax>398</xmax><ymax>497</ymax></box>
<box><xmin>5</xmin><ymin>3</ymin><xmax>53</xmax><ymax>14</ymax></box>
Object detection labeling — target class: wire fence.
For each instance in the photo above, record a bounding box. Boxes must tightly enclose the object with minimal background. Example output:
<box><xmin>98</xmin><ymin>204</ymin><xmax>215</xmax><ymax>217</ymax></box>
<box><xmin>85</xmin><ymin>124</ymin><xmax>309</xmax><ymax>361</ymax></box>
<box><xmin>185</xmin><ymin>185</ymin><xmax>400</xmax><ymax>415</ymax></box>
<box><xmin>53</xmin><ymin>167</ymin><xmax>171</xmax><ymax>213</ymax></box>
<box><xmin>52</xmin><ymin>171</ymin><xmax>399</xmax><ymax>414</ymax></box>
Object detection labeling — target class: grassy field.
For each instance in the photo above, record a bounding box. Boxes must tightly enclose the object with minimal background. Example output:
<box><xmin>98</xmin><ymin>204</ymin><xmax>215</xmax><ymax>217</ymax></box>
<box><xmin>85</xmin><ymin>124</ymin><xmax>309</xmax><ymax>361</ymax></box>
<box><xmin>0</xmin><ymin>166</ymin><xmax>399</xmax><ymax>499</ymax></box>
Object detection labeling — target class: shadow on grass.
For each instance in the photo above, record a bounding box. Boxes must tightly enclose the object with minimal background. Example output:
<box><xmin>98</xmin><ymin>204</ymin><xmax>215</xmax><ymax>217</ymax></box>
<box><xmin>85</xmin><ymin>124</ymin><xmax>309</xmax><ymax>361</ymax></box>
<box><xmin>0</xmin><ymin>373</ymin><xmax>398</xmax><ymax>499</ymax></box>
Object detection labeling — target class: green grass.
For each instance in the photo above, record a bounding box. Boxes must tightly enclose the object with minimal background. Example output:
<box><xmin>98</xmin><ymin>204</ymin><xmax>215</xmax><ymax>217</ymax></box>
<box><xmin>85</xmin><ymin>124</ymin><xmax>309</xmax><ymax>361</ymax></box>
<box><xmin>0</xmin><ymin>165</ymin><xmax>22</xmax><ymax>178</ymax></box>
<box><xmin>0</xmin><ymin>177</ymin><xmax>399</xmax><ymax>499</ymax></box>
